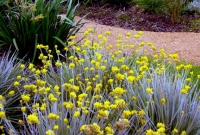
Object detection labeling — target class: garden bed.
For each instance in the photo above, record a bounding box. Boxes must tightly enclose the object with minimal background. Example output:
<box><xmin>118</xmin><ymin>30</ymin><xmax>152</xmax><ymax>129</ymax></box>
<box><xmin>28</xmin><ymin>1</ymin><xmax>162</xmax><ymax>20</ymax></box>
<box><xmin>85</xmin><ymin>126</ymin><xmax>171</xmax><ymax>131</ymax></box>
<box><xmin>77</xmin><ymin>2</ymin><xmax>200</xmax><ymax>32</ymax></box>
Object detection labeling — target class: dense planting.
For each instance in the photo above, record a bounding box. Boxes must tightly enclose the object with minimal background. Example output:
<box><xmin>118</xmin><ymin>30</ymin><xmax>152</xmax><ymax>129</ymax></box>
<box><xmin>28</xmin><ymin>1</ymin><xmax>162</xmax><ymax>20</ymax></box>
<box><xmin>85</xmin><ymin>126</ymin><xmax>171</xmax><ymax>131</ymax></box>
<box><xmin>0</xmin><ymin>0</ymin><xmax>200</xmax><ymax>134</ymax></box>
<box><xmin>0</xmin><ymin>30</ymin><xmax>199</xmax><ymax>134</ymax></box>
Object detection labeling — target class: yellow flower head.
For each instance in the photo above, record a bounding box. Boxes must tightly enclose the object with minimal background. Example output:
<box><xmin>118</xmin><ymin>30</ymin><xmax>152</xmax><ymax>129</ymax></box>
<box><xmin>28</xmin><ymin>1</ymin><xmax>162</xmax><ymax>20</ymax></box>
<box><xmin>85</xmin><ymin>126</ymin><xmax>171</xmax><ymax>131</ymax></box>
<box><xmin>53</xmin><ymin>125</ymin><xmax>59</xmax><ymax>130</ymax></box>
<box><xmin>172</xmin><ymin>128</ymin><xmax>178</xmax><ymax>133</ymax></box>
<box><xmin>46</xmin><ymin>130</ymin><xmax>55</xmax><ymax>135</ymax></box>
<box><xmin>112</xmin><ymin>87</ymin><xmax>126</xmax><ymax>96</ymax></box>
<box><xmin>18</xmin><ymin>119</ymin><xmax>23</xmax><ymax>125</ymax></box>
<box><xmin>31</xmin><ymin>14</ymin><xmax>44</xmax><ymax>22</ymax></box>
<box><xmin>0</xmin><ymin>111</ymin><xmax>6</xmax><ymax>119</ymax></box>
<box><xmin>48</xmin><ymin>113</ymin><xmax>59</xmax><ymax>120</ymax></box>
<box><xmin>116</xmin><ymin>73</ymin><xmax>125</xmax><ymax>81</ymax></box>
<box><xmin>146</xmin><ymin>129</ymin><xmax>156</xmax><ymax>135</ymax></box>
<box><xmin>73</xmin><ymin>111</ymin><xmax>80</xmax><ymax>118</ymax></box>
<box><xmin>161</xmin><ymin>98</ymin><xmax>166</xmax><ymax>103</ymax></box>
<box><xmin>181</xmin><ymin>131</ymin><xmax>186</xmax><ymax>135</ymax></box>
<box><xmin>27</xmin><ymin>114</ymin><xmax>40</xmax><ymax>124</ymax></box>
<box><xmin>146</xmin><ymin>88</ymin><xmax>153</xmax><ymax>94</ymax></box>
<box><xmin>138</xmin><ymin>31</ymin><xmax>144</xmax><ymax>35</ymax></box>
<box><xmin>70</xmin><ymin>92</ymin><xmax>77</xmax><ymax>98</ymax></box>
<box><xmin>134</xmin><ymin>34</ymin><xmax>140</xmax><ymax>39</ymax></box>
<box><xmin>7</xmin><ymin>90</ymin><xmax>15</xmax><ymax>97</ymax></box>
<box><xmin>21</xmin><ymin>94</ymin><xmax>31</xmax><ymax>103</ymax></box>
<box><xmin>69</xmin><ymin>63</ymin><xmax>75</xmax><ymax>69</ymax></box>
<box><xmin>157</xmin><ymin>123</ymin><xmax>165</xmax><ymax>128</ymax></box>
<box><xmin>65</xmin><ymin>101</ymin><xmax>74</xmax><ymax>109</ymax></box>
<box><xmin>111</xmin><ymin>66</ymin><xmax>119</xmax><ymax>73</ymax></box>
<box><xmin>20</xmin><ymin>64</ymin><xmax>25</xmax><ymax>69</ymax></box>
<box><xmin>14</xmin><ymin>81</ymin><xmax>20</xmax><ymax>87</ymax></box>
<box><xmin>105</xmin><ymin>31</ymin><xmax>111</xmax><ymax>35</ymax></box>
<box><xmin>115</xmin><ymin>99</ymin><xmax>126</xmax><ymax>109</ymax></box>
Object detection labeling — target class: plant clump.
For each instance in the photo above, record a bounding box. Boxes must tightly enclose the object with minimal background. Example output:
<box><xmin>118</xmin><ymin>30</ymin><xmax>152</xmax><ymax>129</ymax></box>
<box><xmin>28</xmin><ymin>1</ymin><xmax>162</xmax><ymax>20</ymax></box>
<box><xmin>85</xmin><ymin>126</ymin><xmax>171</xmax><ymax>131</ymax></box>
<box><xmin>0</xmin><ymin>29</ymin><xmax>199</xmax><ymax>135</ymax></box>
<box><xmin>0</xmin><ymin>0</ymin><xmax>85</xmax><ymax>63</ymax></box>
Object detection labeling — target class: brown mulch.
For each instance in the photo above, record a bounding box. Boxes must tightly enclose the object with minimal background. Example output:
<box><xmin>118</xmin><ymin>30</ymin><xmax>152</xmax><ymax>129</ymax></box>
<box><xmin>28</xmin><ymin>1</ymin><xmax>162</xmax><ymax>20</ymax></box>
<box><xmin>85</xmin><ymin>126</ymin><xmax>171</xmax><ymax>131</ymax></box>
<box><xmin>77</xmin><ymin>3</ymin><xmax>200</xmax><ymax>33</ymax></box>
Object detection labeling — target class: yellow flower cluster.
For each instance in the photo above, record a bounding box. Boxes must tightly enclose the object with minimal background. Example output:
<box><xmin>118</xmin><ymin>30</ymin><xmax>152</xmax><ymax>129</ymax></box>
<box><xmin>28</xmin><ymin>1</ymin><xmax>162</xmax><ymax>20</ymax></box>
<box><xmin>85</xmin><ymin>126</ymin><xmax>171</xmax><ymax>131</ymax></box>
<box><xmin>27</xmin><ymin>114</ymin><xmax>40</xmax><ymax>124</ymax></box>
<box><xmin>31</xmin><ymin>14</ymin><xmax>44</xmax><ymax>22</ymax></box>
<box><xmin>21</xmin><ymin>94</ymin><xmax>31</xmax><ymax>103</ymax></box>
<box><xmin>0</xmin><ymin>111</ymin><xmax>6</xmax><ymax>119</ymax></box>
<box><xmin>146</xmin><ymin>123</ymin><xmax>187</xmax><ymax>135</ymax></box>
<box><xmin>80</xmin><ymin>123</ymin><xmax>104</xmax><ymax>135</ymax></box>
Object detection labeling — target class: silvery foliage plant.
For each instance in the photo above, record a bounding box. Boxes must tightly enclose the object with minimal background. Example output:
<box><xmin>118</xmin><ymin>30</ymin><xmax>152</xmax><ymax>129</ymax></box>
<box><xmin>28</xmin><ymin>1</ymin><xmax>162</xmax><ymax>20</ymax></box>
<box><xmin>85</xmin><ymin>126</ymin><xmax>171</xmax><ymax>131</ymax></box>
<box><xmin>188</xmin><ymin>0</ymin><xmax>200</xmax><ymax>13</ymax></box>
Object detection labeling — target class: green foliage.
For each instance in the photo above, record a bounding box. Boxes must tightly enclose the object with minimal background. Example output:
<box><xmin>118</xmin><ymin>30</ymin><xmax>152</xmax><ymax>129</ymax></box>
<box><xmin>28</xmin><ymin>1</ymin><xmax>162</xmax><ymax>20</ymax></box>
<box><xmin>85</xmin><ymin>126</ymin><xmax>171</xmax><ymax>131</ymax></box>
<box><xmin>116</xmin><ymin>12</ymin><xmax>131</xmax><ymax>21</ymax></box>
<box><xmin>183</xmin><ymin>18</ymin><xmax>200</xmax><ymax>31</ymax></box>
<box><xmin>0</xmin><ymin>0</ymin><xmax>85</xmax><ymax>63</ymax></box>
<box><xmin>134</xmin><ymin>0</ymin><xmax>191</xmax><ymax>23</ymax></box>
<box><xmin>134</xmin><ymin>0</ymin><xmax>167</xmax><ymax>14</ymax></box>
<box><xmin>165</xmin><ymin>0</ymin><xmax>190</xmax><ymax>23</ymax></box>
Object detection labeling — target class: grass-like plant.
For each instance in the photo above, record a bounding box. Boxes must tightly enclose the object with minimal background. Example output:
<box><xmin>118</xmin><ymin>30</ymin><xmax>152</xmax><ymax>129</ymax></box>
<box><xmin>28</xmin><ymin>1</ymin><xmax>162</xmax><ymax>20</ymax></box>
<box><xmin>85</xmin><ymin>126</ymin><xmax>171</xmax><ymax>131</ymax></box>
<box><xmin>0</xmin><ymin>0</ymin><xmax>85</xmax><ymax>63</ymax></box>
<box><xmin>165</xmin><ymin>0</ymin><xmax>191</xmax><ymax>23</ymax></box>
<box><xmin>134</xmin><ymin>0</ymin><xmax>191</xmax><ymax>23</ymax></box>
<box><xmin>134</xmin><ymin>0</ymin><xmax>167</xmax><ymax>14</ymax></box>
<box><xmin>1</xmin><ymin>30</ymin><xmax>200</xmax><ymax>134</ymax></box>
<box><xmin>0</xmin><ymin>50</ymin><xmax>32</xmax><ymax>133</ymax></box>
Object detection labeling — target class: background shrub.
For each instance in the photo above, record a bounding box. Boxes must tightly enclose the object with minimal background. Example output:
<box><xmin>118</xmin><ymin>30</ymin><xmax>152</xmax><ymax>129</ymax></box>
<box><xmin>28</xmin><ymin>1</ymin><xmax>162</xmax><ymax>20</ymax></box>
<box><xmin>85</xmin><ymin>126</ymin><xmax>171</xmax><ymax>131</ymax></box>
<box><xmin>133</xmin><ymin>0</ymin><xmax>167</xmax><ymax>14</ymax></box>
<box><xmin>0</xmin><ymin>0</ymin><xmax>85</xmax><ymax>63</ymax></box>
<box><xmin>134</xmin><ymin>0</ymin><xmax>192</xmax><ymax>23</ymax></box>
<box><xmin>187</xmin><ymin>0</ymin><xmax>200</xmax><ymax>14</ymax></box>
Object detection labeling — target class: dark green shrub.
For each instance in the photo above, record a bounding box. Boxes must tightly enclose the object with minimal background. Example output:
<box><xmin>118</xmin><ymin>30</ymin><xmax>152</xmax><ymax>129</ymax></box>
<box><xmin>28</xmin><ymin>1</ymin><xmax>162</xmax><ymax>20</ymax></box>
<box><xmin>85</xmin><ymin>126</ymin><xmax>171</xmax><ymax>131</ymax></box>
<box><xmin>0</xmin><ymin>0</ymin><xmax>85</xmax><ymax>63</ymax></box>
<box><xmin>134</xmin><ymin>0</ymin><xmax>166</xmax><ymax>14</ymax></box>
<box><xmin>134</xmin><ymin>0</ymin><xmax>191</xmax><ymax>23</ymax></box>
<box><xmin>165</xmin><ymin>0</ymin><xmax>191</xmax><ymax>23</ymax></box>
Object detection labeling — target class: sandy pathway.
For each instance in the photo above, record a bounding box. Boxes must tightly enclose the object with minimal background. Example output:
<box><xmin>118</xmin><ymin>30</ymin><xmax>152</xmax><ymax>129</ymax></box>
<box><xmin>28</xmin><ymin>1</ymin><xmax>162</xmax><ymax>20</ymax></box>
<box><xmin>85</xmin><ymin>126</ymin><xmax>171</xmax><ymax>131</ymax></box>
<box><xmin>75</xmin><ymin>17</ymin><xmax>200</xmax><ymax>65</ymax></box>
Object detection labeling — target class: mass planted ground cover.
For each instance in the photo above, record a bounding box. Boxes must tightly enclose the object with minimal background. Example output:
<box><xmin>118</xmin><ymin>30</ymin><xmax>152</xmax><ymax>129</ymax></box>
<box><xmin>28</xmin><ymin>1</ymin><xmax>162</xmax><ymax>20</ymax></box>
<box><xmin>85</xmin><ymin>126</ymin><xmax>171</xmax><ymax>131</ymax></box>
<box><xmin>0</xmin><ymin>29</ymin><xmax>199</xmax><ymax>134</ymax></box>
<box><xmin>0</xmin><ymin>0</ymin><xmax>200</xmax><ymax>135</ymax></box>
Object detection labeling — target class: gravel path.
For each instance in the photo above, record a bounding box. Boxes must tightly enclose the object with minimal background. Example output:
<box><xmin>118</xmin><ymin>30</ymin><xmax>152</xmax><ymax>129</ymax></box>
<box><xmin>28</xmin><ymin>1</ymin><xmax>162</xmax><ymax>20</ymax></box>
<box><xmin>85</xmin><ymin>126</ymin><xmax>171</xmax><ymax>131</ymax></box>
<box><xmin>75</xmin><ymin>17</ymin><xmax>200</xmax><ymax>65</ymax></box>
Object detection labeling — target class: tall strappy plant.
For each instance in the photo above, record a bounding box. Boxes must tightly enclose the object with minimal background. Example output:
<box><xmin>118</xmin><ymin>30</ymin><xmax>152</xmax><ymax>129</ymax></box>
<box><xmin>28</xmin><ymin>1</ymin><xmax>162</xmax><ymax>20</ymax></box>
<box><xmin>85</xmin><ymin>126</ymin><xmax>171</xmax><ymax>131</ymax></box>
<box><xmin>0</xmin><ymin>0</ymin><xmax>85</xmax><ymax>63</ymax></box>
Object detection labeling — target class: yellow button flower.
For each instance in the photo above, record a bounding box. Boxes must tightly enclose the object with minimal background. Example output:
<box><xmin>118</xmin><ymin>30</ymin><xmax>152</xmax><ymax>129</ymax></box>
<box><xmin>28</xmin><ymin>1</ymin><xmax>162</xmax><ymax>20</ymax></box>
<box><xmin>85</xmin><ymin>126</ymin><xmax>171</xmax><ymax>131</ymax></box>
<box><xmin>70</xmin><ymin>92</ymin><xmax>77</xmax><ymax>98</ymax></box>
<box><xmin>27</xmin><ymin>114</ymin><xmax>40</xmax><ymax>124</ymax></box>
<box><xmin>69</xmin><ymin>63</ymin><xmax>75</xmax><ymax>69</ymax></box>
<box><xmin>21</xmin><ymin>94</ymin><xmax>31</xmax><ymax>103</ymax></box>
<box><xmin>73</xmin><ymin>111</ymin><xmax>80</xmax><ymax>118</ymax></box>
<box><xmin>0</xmin><ymin>111</ymin><xmax>6</xmax><ymax>119</ymax></box>
<box><xmin>46</xmin><ymin>130</ymin><xmax>55</xmax><ymax>135</ymax></box>
<box><xmin>146</xmin><ymin>88</ymin><xmax>153</xmax><ymax>94</ymax></box>
<box><xmin>14</xmin><ymin>81</ymin><xmax>20</xmax><ymax>87</ymax></box>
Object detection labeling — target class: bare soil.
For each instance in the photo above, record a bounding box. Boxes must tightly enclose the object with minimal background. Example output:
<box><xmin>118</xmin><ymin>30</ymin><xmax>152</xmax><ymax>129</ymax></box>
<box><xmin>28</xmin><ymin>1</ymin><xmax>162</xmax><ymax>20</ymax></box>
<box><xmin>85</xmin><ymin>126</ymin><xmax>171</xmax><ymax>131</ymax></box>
<box><xmin>77</xmin><ymin>2</ymin><xmax>200</xmax><ymax>32</ymax></box>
